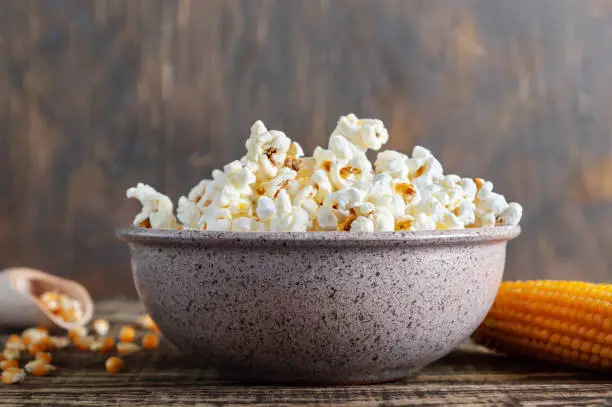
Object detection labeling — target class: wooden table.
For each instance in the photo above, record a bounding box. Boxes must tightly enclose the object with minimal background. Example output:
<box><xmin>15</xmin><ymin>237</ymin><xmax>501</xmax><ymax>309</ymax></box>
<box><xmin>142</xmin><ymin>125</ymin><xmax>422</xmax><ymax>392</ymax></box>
<box><xmin>1</xmin><ymin>301</ymin><xmax>611</xmax><ymax>406</ymax></box>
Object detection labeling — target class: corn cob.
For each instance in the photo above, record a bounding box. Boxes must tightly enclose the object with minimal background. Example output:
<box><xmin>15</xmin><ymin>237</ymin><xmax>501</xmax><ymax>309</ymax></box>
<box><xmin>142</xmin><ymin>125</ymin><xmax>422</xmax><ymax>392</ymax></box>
<box><xmin>472</xmin><ymin>280</ymin><xmax>612</xmax><ymax>371</ymax></box>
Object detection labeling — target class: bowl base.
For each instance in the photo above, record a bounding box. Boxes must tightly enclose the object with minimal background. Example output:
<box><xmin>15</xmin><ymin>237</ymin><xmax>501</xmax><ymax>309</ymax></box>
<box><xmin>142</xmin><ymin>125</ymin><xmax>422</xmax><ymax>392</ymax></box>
<box><xmin>216</xmin><ymin>367</ymin><xmax>422</xmax><ymax>386</ymax></box>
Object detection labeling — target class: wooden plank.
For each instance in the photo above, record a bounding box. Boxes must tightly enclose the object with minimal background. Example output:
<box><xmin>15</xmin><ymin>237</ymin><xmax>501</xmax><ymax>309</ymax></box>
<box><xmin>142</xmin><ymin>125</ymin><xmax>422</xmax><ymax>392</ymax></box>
<box><xmin>1</xmin><ymin>301</ymin><xmax>612</xmax><ymax>405</ymax></box>
<box><xmin>3</xmin><ymin>0</ymin><xmax>612</xmax><ymax>297</ymax></box>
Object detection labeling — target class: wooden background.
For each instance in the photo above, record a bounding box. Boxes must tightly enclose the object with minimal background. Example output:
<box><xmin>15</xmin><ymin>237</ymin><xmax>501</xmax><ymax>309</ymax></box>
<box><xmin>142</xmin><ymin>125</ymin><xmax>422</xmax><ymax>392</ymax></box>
<box><xmin>2</xmin><ymin>0</ymin><xmax>612</xmax><ymax>298</ymax></box>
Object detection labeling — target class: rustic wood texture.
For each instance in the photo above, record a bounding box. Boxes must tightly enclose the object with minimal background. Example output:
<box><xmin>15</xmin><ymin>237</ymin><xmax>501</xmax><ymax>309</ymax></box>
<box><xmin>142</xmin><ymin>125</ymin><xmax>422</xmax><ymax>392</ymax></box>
<box><xmin>2</xmin><ymin>300</ymin><xmax>612</xmax><ymax>406</ymax></box>
<box><xmin>2</xmin><ymin>0</ymin><xmax>612</xmax><ymax>297</ymax></box>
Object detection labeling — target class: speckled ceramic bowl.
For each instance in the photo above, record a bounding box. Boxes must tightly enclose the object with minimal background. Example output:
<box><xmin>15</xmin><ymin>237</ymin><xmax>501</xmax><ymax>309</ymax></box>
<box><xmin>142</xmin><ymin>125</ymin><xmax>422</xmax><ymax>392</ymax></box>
<box><xmin>118</xmin><ymin>226</ymin><xmax>520</xmax><ymax>384</ymax></box>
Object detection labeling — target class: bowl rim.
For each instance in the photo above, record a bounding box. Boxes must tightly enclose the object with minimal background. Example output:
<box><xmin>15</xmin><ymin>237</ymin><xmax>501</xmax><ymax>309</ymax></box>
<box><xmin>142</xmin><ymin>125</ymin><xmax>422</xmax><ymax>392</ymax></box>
<box><xmin>116</xmin><ymin>225</ymin><xmax>521</xmax><ymax>247</ymax></box>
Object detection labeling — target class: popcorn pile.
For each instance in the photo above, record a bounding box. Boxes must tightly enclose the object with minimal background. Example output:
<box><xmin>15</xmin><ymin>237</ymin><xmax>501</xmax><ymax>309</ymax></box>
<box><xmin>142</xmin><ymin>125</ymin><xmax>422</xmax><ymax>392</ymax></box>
<box><xmin>127</xmin><ymin>114</ymin><xmax>522</xmax><ymax>232</ymax></box>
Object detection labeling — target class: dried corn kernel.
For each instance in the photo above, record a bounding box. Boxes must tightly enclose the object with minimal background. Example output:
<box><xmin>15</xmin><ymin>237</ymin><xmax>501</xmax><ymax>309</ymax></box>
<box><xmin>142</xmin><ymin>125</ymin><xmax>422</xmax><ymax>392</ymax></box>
<box><xmin>3</xmin><ymin>349</ymin><xmax>20</xmax><ymax>361</ymax></box>
<box><xmin>89</xmin><ymin>337</ymin><xmax>115</xmax><ymax>353</ymax></box>
<box><xmin>142</xmin><ymin>333</ymin><xmax>159</xmax><ymax>350</ymax></box>
<box><xmin>0</xmin><ymin>360</ymin><xmax>19</xmax><ymax>370</ymax></box>
<box><xmin>22</xmin><ymin>328</ymin><xmax>48</xmax><ymax>345</ymax></box>
<box><xmin>24</xmin><ymin>360</ymin><xmax>56</xmax><ymax>377</ymax></box>
<box><xmin>474</xmin><ymin>280</ymin><xmax>612</xmax><ymax>372</ymax></box>
<box><xmin>118</xmin><ymin>326</ymin><xmax>136</xmax><ymax>343</ymax></box>
<box><xmin>39</xmin><ymin>291</ymin><xmax>84</xmax><ymax>324</ymax></box>
<box><xmin>68</xmin><ymin>327</ymin><xmax>88</xmax><ymax>340</ymax></box>
<box><xmin>74</xmin><ymin>336</ymin><xmax>95</xmax><ymax>351</ymax></box>
<box><xmin>50</xmin><ymin>336</ymin><xmax>71</xmax><ymax>350</ymax></box>
<box><xmin>35</xmin><ymin>352</ymin><xmax>52</xmax><ymax>364</ymax></box>
<box><xmin>105</xmin><ymin>356</ymin><xmax>123</xmax><ymax>374</ymax></box>
<box><xmin>4</xmin><ymin>340</ymin><xmax>25</xmax><ymax>352</ymax></box>
<box><xmin>28</xmin><ymin>340</ymin><xmax>50</xmax><ymax>356</ymax></box>
<box><xmin>92</xmin><ymin>319</ymin><xmax>110</xmax><ymax>337</ymax></box>
<box><xmin>138</xmin><ymin>315</ymin><xmax>159</xmax><ymax>332</ymax></box>
<box><xmin>1</xmin><ymin>367</ymin><xmax>25</xmax><ymax>384</ymax></box>
<box><xmin>116</xmin><ymin>342</ymin><xmax>140</xmax><ymax>355</ymax></box>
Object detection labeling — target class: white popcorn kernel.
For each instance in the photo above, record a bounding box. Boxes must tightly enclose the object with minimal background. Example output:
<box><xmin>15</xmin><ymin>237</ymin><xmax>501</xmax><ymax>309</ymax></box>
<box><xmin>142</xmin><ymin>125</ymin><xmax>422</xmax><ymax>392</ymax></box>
<box><xmin>352</xmin><ymin>202</ymin><xmax>376</xmax><ymax>217</ymax></box>
<box><xmin>375</xmin><ymin>150</ymin><xmax>410</xmax><ymax>179</ymax></box>
<box><xmin>323</xmin><ymin>188</ymin><xmax>365</xmax><ymax>214</ymax></box>
<box><xmin>329</xmin><ymin>155</ymin><xmax>373</xmax><ymax>190</ymax></box>
<box><xmin>245</xmin><ymin>121</ymin><xmax>292</xmax><ymax>180</ymax></box>
<box><xmin>477</xmin><ymin>188</ymin><xmax>508</xmax><ymax>215</ymax></box>
<box><xmin>207</xmin><ymin>218</ymin><xmax>232</xmax><ymax>231</ymax></box>
<box><xmin>187</xmin><ymin>179</ymin><xmax>211</xmax><ymax>203</ymax></box>
<box><xmin>310</xmin><ymin>169</ymin><xmax>333</xmax><ymax>202</ymax></box>
<box><xmin>497</xmin><ymin>202</ymin><xmax>523</xmax><ymax>226</ymax></box>
<box><xmin>408</xmin><ymin>146</ymin><xmax>444</xmax><ymax>188</ymax></box>
<box><xmin>231</xmin><ymin>217</ymin><xmax>257</xmax><ymax>232</ymax></box>
<box><xmin>392</xmin><ymin>180</ymin><xmax>421</xmax><ymax>206</ymax></box>
<box><xmin>275</xmin><ymin>190</ymin><xmax>293</xmax><ymax>217</ymax></box>
<box><xmin>264</xmin><ymin>167</ymin><xmax>297</xmax><ymax>199</ymax></box>
<box><xmin>293</xmin><ymin>185</ymin><xmax>320</xmax><ymax>218</ymax></box>
<box><xmin>177</xmin><ymin>196</ymin><xmax>201</xmax><ymax>229</ymax></box>
<box><xmin>287</xmin><ymin>141</ymin><xmax>304</xmax><ymax>159</ymax></box>
<box><xmin>455</xmin><ymin>201</ymin><xmax>476</xmax><ymax>226</ymax></box>
<box><xmin>412</xmin><ymin>213</ymin><xmax>437</xmax><ymax>231</ymax></box>
<box><xmin>476</xmin><ymin>212</ymin><xmax>496</xmax><ymax>227</ymax></box>
<box><xmin>256</xmin><ymin>196</ymin><xmax>276</xmax><ymax>222</ymax></box>
<box><xmin>316</xmin><ymin>206</ymin><xmax>341</xmax><ymax>231</ymax></box>
<box><xmin>329</xmin><ymin>134</ymin><xmax>361</xmax><ymax>160</ymax></box>
<box><xmin>126</xmin><ymin>183</ymin><xmax>178</xmax><ymax>229</ymax></box>
<box><xmin>440</xmin><ymin>211</ymin><xmax>464</xmax><ymax>230</ymax></box>
<box><xmin>332</xmin><ymin>114</ymin><xmax>389</xmax><ymax>152</ymax></box>
<box><xmin>199</xmin><ymin>206</ymin><xmax>232</xmax><ymax>230</ymax></box>
<box><xmin>350</xmin><ymin>216</ymin><xmax>374</xmax><ymax>232</ymax></box>
<box><xmin>372</xmin><ymin>208</ymin><xmax>395</xmax><ymax>231</ymax></box>
<box><xmin>269</xmin><ymin>203</ymin><xmax>311</xmax><ymax>232</ymax></box>
<box><xmin>395</xmin><ymin>215</ymin><xmax>416</xmax><ymax>230</ymax></box>
<box><xmin>459</xmin><ymin>178</ymin><xmax>478</xmax><ymax>201</ymax></box>
<box><xmin>312</xmin><ymin>146</ymin><xmax>336</xmax><ymax>171</ymax></box>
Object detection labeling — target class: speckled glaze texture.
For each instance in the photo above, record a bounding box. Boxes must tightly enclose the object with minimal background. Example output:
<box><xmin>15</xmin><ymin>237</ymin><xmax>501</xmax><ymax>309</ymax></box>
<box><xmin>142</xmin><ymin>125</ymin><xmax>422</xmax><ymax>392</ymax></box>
<box><xmin>118</xmin><ymin>227</ymin><xmax>520</xmax><ymax>385</ymax></box>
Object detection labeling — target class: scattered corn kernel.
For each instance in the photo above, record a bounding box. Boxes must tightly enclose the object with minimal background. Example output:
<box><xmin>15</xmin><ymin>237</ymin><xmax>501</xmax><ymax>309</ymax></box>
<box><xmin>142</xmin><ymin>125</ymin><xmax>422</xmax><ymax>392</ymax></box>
<box><xmin>4</xmin><ymin>340</ymin><xmax>25</xmax><ymax>352</ymax></box>
<box><xmin>119</xmin><ymin>326</ymin><xmax>136</xmax><ymax>343</ymax></box>
<box><xmin>28</xmin><ymin>340</ymin><xmax>50</xmax><ymax>356</ymax></box>
<box><xmin>142</xmin><ymin>333</ymin><xmax>159</xmax><ymax>350</ymax></box>
<box><xmin>89</xmin><ymin>337</ymin><xmax>115</xmax><ymax>353</ymax></box>
<box><xmin>68</xmin><ymin>327</ymin><xmax>88</xmax><ymax>340</ymax></box>
<box><xmin>116</xmin><ymin>342</ymin><xmax>140</xmax><ymax>355</ymax></box>
<box><xmin>39</xmin><ymin>290</ymin><xmax>84</xmax><ymax>324</ymax></box>
<box><xmin>0</xmin><ymin>360</ymin><xmax>19</xmax><ymax>370</ymax></box>
<box><xmin>24</xmin><ymin>360</ymin><xmax>56</xmax><ymax>377</ymax></box>
<box><xmin>473</xmin><ymin>280</ymin><xmax>612</xmax><ymax>372</ymax></box>
<box><xmin>92</xmin><ymin>319</ymin><xmax>110</xmax><ymax>337</ymax></box>
<box><xmin>22</xmin><ymin>328</ymin><xmax>48</xmax><ymax>345</ymax></box>
<box><xmin>50</xmin><ymin>336</ymin><xmax>71</xmax><ymax>350</ymax></box>
<box><xmin>138</xmin><ymin>315</ymin><xmax>159</xmax><ymax>332</ymax></box>
<box><xmin>74</xmin><ymin>336</ymin><xmax>95</xmax><ymax>351</ymax></box>
<box><xmin>105</xmin><ymin>356</ymin><xmax>123</xmax><ymax>374</ymax></box>
<box><xmin>1</xmin><ymin>367</ymin><xmax>25</xmax><ymax>384</ymax></box>
<box><xmin>35</xmin><ymin>352</ymin><xmax>52</xmax><ymax>364</ymax></box>
<box><xmin>3</xmin><ymin>349</ymin><xmax>20</xmax><ymax>361</ymax></box>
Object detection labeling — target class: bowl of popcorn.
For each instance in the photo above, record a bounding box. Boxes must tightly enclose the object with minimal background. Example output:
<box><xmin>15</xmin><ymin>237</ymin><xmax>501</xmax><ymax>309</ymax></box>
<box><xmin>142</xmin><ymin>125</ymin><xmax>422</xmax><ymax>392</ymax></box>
<box><xmin>118</xmin><ymin>114</ymin><xmax>522</xmax><ymax>384</ymax></box>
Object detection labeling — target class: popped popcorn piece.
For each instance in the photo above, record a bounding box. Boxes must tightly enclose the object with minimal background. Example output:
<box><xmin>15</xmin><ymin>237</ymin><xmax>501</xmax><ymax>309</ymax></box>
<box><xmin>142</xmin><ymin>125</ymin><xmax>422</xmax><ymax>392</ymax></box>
<box><xmin>1</xmin><ymin>367</ymin><xmax>25</xmax><ymax>384</ymax></box>
<box><xmin>375</xmin><ymin>150</ymin><xmax>411</xmax><ymax>179</ymax></box>
<box><xmin>497</xmin><ymin>202</ymin><xmax>523</xmax><ymax>226</ymax></box>
<box><xmin>244</xmin><ymin>121</ymin><xmax>293</xmax><ymax>180</ymax></box>
<box><xmin>329</xmin><ymin>154</ymin><xmax>373</xmax><ymax>190</ymax></box>
<box><xmin>331</xmin><ymin>114</ymin><xmax>389</xmax><ymax>152</ymax></box>
<box><xmin>408</xmin><ymin>146</ymin><xmax>444</xmax><ymax>188</ymax></box>
<box><xmin>350</xmin><ymin>216</ymin><xmax>375</xmax><ymax>232</ymax></box>
<box><xmin>127</xmin><ymin>183</ymin><xmax>178</xmax><ymax>229</ymax></box>
<box><xmin>177</xmin><ymin>196</ymin><xmax>201</xmax><ymax>229</ymax></box>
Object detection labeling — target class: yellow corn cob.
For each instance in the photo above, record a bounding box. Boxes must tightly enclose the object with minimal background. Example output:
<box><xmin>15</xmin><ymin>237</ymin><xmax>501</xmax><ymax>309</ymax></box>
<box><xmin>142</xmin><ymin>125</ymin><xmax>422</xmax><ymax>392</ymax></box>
<box><xmin>472</xmin><ymin>280</ymin><xmax>612</xmax><ymax>371</ymax></box>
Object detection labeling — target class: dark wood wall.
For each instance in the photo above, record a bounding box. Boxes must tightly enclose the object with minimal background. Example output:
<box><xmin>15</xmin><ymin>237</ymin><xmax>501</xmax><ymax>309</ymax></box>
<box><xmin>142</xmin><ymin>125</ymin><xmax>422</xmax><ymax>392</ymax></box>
<box><xmin>2</xmin><ymin>0</ymin><xmax>612</xmax><ymax>298</ymax></box>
